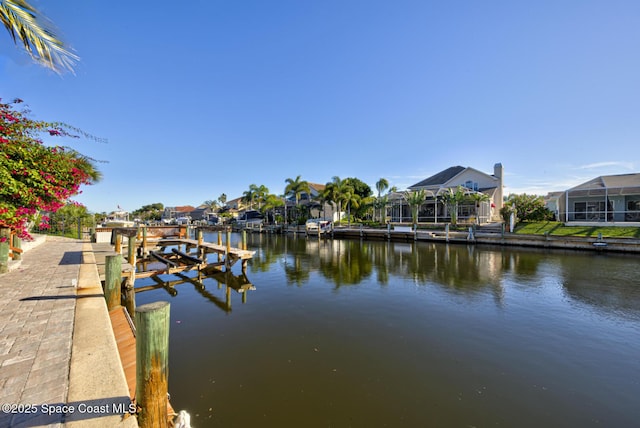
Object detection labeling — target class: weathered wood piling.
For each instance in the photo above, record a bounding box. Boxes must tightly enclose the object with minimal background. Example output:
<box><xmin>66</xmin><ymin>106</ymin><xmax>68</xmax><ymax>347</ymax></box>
<box><xmin>105</xmin><ymin>254</ymin><xmax>122</xmax><ymax>310</ymax></box>
<box><xmin>135</xmin><ymin>301</ymin><xmax>170</xmax><ymax>428</ymax></box>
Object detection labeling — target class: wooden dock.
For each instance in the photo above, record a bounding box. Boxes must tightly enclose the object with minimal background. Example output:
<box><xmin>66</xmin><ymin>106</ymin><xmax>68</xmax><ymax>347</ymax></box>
<box><xmin>157</xmin><ymin>238</ymin><xmax>255</xmax><ymax>270</ymax></box>
<box><xmin>91</xmin><ymin>243</ymin><xmax>176</xmax><ymax>423</ymax></box>
<box><xmin>109</xmin><ymin>306</ymin><xmax>176</xmax><ymax>422</ymax></box>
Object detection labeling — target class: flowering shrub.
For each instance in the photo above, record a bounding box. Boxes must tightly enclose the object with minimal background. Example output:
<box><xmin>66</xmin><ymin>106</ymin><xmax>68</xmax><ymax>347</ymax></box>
<box><xmin>0</xmin><ymin>98</ymin><xmax>101</xmax><ymax>239</ymax></box>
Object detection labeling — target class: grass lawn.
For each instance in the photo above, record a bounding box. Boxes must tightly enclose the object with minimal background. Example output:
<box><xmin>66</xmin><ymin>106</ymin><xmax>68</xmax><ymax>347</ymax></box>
<box><xmin>514</xmin><ymin>221</ymin><xmax>640</xmax><ymax>238</ymax></box>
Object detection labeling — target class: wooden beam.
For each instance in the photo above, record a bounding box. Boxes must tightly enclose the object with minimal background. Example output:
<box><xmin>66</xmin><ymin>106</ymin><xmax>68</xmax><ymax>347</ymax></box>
<box><xmin>170</xmin><ymin>248</ymin><xmax>204</xmax><ymax>264</ymax></box>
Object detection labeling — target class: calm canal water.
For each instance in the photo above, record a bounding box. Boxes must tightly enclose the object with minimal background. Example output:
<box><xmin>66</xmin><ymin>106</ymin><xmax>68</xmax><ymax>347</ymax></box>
<box><xmin>134</xmin><ymin>233</ymin><xmax>640</xmax><ymax>428</ymax></box>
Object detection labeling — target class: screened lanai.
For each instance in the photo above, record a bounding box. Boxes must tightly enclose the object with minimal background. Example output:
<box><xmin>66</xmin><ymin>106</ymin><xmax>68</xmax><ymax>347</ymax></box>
<box><xmin>386</xmin><ymin>189</ymin><xmax>495</xmax><ymax>224</ymax></box>
<box><xmin>563</xmin><ymin>173</ymin><xmax>640</xmax><ymax>223</ymax></box>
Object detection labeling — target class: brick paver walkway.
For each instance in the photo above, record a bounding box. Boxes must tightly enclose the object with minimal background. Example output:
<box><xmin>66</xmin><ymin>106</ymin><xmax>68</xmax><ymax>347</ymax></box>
<box><xmin>0</xmin><ymin>237</ymin><xmax>82</xmax><ymax>427</ymax></box>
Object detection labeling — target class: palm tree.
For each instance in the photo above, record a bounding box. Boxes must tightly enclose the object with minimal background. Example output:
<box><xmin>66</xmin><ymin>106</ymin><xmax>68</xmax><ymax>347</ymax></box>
<box><xmin>284</xmin><ymin>175</ymin><xmax>310</xmax><ymax>222</ymax></box>
<box><xmin>242</xmin><ymin>184</ymin><xmax>262</xmax><ymax>210</ymax></box>
<box><xmin>467</xmin><ymin>192</ymin><xmax>490</xmax><ymax>224</ymax></box>
<box><xmin>313</xmin><ymin>192</ymin><xmax>328</xmax><ymax>220</ymax></box>
<box><xmin>374</xmin><ymin>194</ymin><xmax>389</xmax><ymax>224</ymax></box>
<box><xmin>54</xmin><ymin>148</ymin><xmax>101</xmax><ymax>184</ymax></box>
<box><xmin>375</xmin><ymin>178</ymin><xmax>389</xmax><ymax>222</ymax></box>
<box><xmin>261</xmin><ymin>194</ymin><xmax>283</xmax><ymax>224</ymax></box>
<box><xmin>323</xmin><ymin>176</ymin><xmax>352</xmax><ymax>225</ymax></box>
<box><xmin>255</xmin><ymin>184</ymin><xmax>269</xmax><ymax>209</ymax></box>
<box><xmin>340</xmin><ymin>187</ymin><xmax>360</xmax><ymax>228</ymax></box>
<box><xmin>403</xmin><ymin>190</ymin><xmax>427</xmax><ymax>228</ymax></box>
<box><xmin>284</xmin><ymin>175</ymin><xmax>310</xmax><ymax>206</ymax></box>
<box><xmin>202</xmin><ymin>199</ymin><xmax>219</xmax><ymax>211</ymax></box>
<box><xmin>438</xmin><ymin>186</ymin><xmax>468</xmax><ymax>226</ymax></box>
<box><xmin>322</xmin><ymin>179</ymin><xmax>338</xmax><ymax>222</ymax></box>
<box><xmin>1</xmin><ymin>0</ymin><xmax>78</xmax><ymax>73</ymax></box>
<box><xmin>375</xmin><ymin>178</ymin><xmax>389</xmax><ymax>198</ymax></box>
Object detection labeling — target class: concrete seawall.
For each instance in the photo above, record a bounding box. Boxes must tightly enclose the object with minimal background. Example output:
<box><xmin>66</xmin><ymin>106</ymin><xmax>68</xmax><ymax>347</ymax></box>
<box><xmin>329</xmin><ymin>228</ymin><xmax>640</xmax><ymax>253</ymax></box>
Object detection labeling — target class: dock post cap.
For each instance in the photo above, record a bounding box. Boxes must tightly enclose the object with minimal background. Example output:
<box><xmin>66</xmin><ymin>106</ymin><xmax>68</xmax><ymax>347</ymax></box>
<box><xmin>136</xmin><ymin>301</ymin><xmax>170</xmax><ymax>313</ymax></box>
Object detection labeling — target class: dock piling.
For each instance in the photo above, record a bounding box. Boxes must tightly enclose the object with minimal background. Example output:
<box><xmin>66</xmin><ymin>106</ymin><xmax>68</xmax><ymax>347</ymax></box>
<box><xmin>135</xmin><ymin>301</ymin><xmax>170</xmax><ymax>428</ymax></box>
<box><xmin>124</xmin><ymin>282</ymin><xmax>136</xmax><ymax>319</ymax></box>
<box><xmin>105</xmin><ymin>254</ymin><xmax>122</xmax><ymax>310</ymax></box>
<box><xmin>128</xmin><ymin>235</ymin><xmax>136</xmax><ymax>265</ymax></box>
<box><xmin>115</xmin><ymin>234</ymin><xmax>122</xmax><ymax>254</ymax></box>
<box><xmin>142</xmin><ymin>225</ymin><xmax>148</xmax><ymax>257</ymax></box>
<box><xmin>0</xmin><ymin>228</ymin><xmax>9</xmax><ymax>273</ymax></box>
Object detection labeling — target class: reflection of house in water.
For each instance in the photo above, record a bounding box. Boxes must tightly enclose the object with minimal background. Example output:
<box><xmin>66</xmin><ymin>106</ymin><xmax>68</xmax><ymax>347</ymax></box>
<box><xmin>309</xmin><ymin>238</ymin><xmax>509</xmax><ymax>303</ymax></box>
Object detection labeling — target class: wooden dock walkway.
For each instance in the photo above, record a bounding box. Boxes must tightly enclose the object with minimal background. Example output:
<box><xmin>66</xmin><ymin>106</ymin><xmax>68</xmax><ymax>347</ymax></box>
<box><xmin>109</xmin><ymin>307</ymin><xmax>176</xmax><ymax>421</ymax></box>
<box><xmin>91</xmin><ymin>243</ymin><xmax>176</xmax><ymax>423</ymax></box>
<box><xmin>157</xmin><ymin>238</ymin><xmax>255</xmax><ymax>269</ymax></box>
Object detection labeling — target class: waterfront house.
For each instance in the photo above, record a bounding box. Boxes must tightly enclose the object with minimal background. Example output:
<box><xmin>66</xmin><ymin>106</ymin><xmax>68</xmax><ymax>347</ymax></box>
<box><xmin>161</xmin><ymin>206</ymin><xmax>196</xmax><ymax>223</ymax></box>
<box><xmin>297</xmin><ymin>183</ymin><xmax>338</xmax><ymax>220</ymax></box>
<box><xmin>221</xmin><ymin>197</ymin><xmax>247</xmax><ymax>220</ymax></box>
<box><xmin>189</xmin><ymin>205</ymin><xmax>215</xmax><ymax>223</ymax></box>
<box><xmin>559</xmin><ymin>173</ymin><xmax>640</xmax><ymax>223</ymax></box>
<box><xmin>388</xmin><ymin>163</ymin><xmax>504</xmax><ymax>224</ymax></box>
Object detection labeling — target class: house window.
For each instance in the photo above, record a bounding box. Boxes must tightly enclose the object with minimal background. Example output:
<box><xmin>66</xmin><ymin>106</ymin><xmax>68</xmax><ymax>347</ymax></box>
<box><xmin>464</xmin><ymin>180</ymin><xmax>479</xmax><ymax>191</ymax></box>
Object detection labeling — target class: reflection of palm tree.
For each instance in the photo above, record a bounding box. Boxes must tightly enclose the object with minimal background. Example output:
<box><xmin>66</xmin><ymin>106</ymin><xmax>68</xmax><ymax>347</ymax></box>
<box><xmin>318</xmin><ymin>240</ymin><xmax>373</xmax><ymax>287</ymax></box>
<box><xmin>284</xmin><ymin>256</ymin><xmax>310</xmax><ymax>285</ymax></box>
<box><xmin>1</xmin><ymin>0</ymin><xmax>78</xmax><ymax>72</ymax></box>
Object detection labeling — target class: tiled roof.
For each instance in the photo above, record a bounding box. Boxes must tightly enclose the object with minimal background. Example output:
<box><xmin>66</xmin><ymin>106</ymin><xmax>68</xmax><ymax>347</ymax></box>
<box><xmin>175</xmin><ymin>206</ymin><xmax>195</xmax><ymax>212</ymax></box>
<box><xmin>309</xmin><ymin>183</ymin><xmax>326</xmax><ymax>192</ymax></box>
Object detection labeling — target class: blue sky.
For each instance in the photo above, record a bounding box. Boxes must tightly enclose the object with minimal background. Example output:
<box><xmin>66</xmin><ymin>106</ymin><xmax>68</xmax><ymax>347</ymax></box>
<box><xmin>2</xmin><ymin>0</ymin><xmax>639</xmax><ymax>213</ymax></box>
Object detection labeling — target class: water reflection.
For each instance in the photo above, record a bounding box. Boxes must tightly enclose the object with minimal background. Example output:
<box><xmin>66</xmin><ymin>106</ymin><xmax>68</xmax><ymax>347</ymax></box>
<box><xmin>558</xmin><ymin>253</ymin><xmax>640</xmax><ymax>320</ymax></box>
<box><xmin>135</xmin><ymin>268</ymin><xmax>255</xmax><ymax>313</ymax></box>
<box><xmin>158</xmin><ymin>232</ymin><xmax>640</xmax><ymax>427</ymax></box>
<box><xmin>243</xmin><ymin>233</ymin><xmax>640</xmax><ymax>319</ymax></box>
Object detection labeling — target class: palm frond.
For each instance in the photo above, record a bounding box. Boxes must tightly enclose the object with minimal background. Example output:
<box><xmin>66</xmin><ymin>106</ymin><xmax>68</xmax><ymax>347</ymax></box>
<box><xmin>0</xmin><ymin>0</ymin><xmax>78</xmax><ymax>73</ymax></box>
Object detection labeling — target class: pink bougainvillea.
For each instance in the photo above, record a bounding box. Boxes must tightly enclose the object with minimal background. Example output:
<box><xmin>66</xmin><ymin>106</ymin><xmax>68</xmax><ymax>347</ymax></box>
<box><xmin>1</xmin><ymin>98</ymin><xmax>102</xmax><ymax>239</ymax></box>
